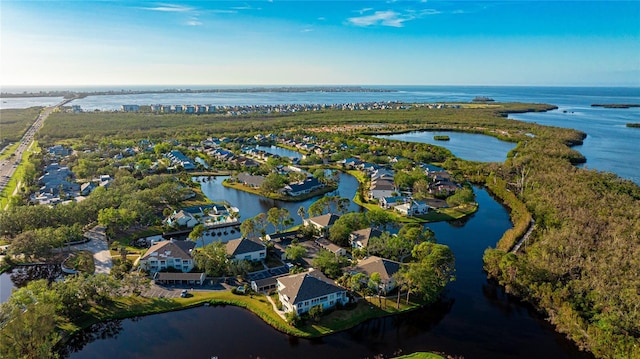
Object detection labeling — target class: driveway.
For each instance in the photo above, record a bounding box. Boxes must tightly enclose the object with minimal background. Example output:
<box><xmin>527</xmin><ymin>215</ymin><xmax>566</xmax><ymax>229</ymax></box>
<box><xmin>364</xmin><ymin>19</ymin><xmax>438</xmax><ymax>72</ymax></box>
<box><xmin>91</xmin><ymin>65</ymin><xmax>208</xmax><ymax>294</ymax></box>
<box><xmin>72</xmin><ymin>239</ymin><xmax>112</xmax><ymax>275</ymax></box>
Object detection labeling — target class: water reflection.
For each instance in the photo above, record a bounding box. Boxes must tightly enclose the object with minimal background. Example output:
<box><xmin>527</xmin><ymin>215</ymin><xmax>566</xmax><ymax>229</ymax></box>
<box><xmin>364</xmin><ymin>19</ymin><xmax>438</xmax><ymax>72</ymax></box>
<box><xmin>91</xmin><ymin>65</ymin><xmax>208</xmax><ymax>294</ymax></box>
<box><xmin>66</xmin><ymin>188</ymin><xmax>593</xmax><ymax>359</ymax></box>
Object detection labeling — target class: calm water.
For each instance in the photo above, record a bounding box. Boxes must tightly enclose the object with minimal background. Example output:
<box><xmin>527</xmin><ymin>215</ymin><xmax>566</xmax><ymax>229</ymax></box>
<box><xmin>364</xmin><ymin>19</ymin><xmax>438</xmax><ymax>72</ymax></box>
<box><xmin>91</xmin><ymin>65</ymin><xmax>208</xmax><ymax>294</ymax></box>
<box><xmin>377</xmin><ymin>131</ymin><xmax>515</xmax><ymax>162</ymax></box>
<box><xmin>255</xmin><ymin>145</ymin><xmax>302</xmax><ymax>159</ymax></box>
<box><xmin>0</xmin><ymin>96</ymin><xmax>64</xmax><ymax>109</ymax></box>
<box><xmin>65</xmin><ymin>188</ymin><xmax>593</xmax><ymax>359</ymax></box>
<box><xmin>195</xmin><ymin>171</ymin><xmax>362</xmax><ymax>245</ymax></box>
<box><xmin>5</xmin><ymin>86</ymin><xmax>638</xmax><ymax>183</ymax></box>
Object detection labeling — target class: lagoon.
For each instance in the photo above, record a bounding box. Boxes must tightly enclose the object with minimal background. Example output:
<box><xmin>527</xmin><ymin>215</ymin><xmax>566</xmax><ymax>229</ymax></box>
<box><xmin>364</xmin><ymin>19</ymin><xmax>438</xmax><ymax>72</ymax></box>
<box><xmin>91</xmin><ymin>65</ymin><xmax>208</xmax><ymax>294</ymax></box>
<box><xmin>65</xmin><ymin>188</ymin><xmax>592</xmax><ymax>359</ymax></box>
<box><xmin>195</xmin><ymin>172</ymin><xmax>362</xmax><ymax>245</ymax></box>
<box><xmin>377</xmin><ymin>131</ymin><xmax>516</xmax><ymax>162</ymax></box>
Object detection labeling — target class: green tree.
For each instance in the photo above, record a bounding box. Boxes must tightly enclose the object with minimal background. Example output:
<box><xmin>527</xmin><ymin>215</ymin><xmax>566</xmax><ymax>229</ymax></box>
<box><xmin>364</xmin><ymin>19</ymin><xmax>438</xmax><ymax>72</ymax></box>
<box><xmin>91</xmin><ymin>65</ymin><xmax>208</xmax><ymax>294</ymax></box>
<box><xmin>193</xmin><ymin>242</ymin><xmax>228</xmax><ymax>276</ymax></box>
<box><xmin>260</xmin><ymin>172</ymin><xmax>285</xmax><ymax>194</ymax></box>
<box><xmin>188</xmin><ymin>223</ymin><xmax>206</xmax><ymax>248</ymax></box>
<box><xmin>285</xmin><ymin>244</ymin><xmax>307</xmax><ymax>262</ymax></box>
<box><xmin>312</xmin><ymin>249</ymin><xmax>347</xmax><ymax>279</ymax></box>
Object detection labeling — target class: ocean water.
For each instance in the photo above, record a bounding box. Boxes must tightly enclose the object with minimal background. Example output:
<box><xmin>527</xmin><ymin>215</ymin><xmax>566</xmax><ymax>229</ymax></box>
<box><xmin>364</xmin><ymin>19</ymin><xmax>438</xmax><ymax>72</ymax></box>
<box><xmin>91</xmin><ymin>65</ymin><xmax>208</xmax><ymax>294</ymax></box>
<box><xmin>3</xmin><ymin>86</ymin><xmax>639</xmax><ymax>183</ymax></box>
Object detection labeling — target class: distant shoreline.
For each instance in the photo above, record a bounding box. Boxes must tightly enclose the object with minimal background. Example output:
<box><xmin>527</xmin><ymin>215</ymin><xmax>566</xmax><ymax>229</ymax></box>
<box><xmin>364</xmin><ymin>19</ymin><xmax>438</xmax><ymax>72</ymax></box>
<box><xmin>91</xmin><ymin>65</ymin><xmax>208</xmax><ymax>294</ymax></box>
<box><xmin>591</xmin><ymin>103</ymin><xmax>640</xmax><ymax>109</ymax></box>
<box><xmin>0</xmin><ymin>86</ymin><xmax>395</xmax><ymax>99</ymax></box>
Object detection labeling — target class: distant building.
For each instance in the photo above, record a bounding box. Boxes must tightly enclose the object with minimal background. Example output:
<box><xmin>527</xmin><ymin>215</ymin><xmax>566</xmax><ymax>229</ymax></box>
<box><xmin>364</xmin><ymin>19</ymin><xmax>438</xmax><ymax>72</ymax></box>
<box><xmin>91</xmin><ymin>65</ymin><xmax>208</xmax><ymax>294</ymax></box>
<box><xmin>71</xmin><ymin>105</ymin><xmax>82</xmax><ymax>113</ymax></box>
<box><xmin>121</xmin><ymin>105</ymin><xmax>140</xmax><ymax>112</ymax></box>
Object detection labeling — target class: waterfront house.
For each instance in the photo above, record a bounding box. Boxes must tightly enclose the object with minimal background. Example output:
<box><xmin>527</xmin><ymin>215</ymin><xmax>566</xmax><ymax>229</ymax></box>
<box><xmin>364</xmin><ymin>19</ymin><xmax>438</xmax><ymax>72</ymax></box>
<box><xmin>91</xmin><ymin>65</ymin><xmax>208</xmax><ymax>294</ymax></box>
<box><xmin>380</xmin><ymin>196</ymin><xmax>406</xmax><ymax>209</ymax></box>
<box><xmin>139</xmin><ymin>239</ymin><xmax>196</xmax><ymax>273</ymax></box>
<box><xmin>236</xmin><ymin>173</ymin><xmax>265</xmax><ymax>188</ymax></box>
<box><xmin>349</xmin><ymin>228</ymin><xmax>383</xmax><ymax>249</ymax></box>
<box><xmin>369</xmin><ymin>179</ymin><xmax>396</xmax><ymax>200</ymax></box>
<box><xmin>350</xmin><ymin>255</ymin><xmax>402</xmax><ymax>292</ymax></box>
<box><xmin>284</xmin><ymin>177</ymin><xmax>324</xmax><ymax>197</ymax></box>
<box><xmin>394</xmin><ymin>200</ymin><xmax>431</xmax><ymax>216</ymax></box>
<box><xmin>165</xmin><ymin>210</ymin><xmax>199</xmax><ymax>228</ymax></box>
<box><xmin>304</xmin><ymin>213</ymin><xmax>341</xmax><ymax>236</ymax></box>
<box><xmin>226</xmin><ymin>237</ymin><xmax>267</xmax><ymax>262</ymax></box>
<box><xmin>277</xmin><ymin>270</ymin><xmax>349</xmax><ymax>314</ymax></box>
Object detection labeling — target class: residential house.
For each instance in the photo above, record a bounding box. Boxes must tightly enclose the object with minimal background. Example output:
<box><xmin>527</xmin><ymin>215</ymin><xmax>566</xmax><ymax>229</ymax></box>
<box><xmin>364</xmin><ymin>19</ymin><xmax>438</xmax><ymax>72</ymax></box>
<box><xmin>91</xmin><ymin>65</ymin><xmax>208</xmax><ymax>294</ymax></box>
<box><xmin>48</xmin><ymin>144</ymin><xmax>70</xmax><ymax>156</ymax></box>
<box><xmin>304</xmin><ymin>213</ymin><xmax>341</xmax><ymax>236</ymax></box>
<box><xmin>139</xmin><ymin>239</ymin><xmax>196</xmax><ymax>273</ymax></box>
<box><xmin>351</xmin><ymin>255</ymin><xmax>402</xmax><ymax>292</ymax></box>
<box><xmin>165</xmin><ymin>210</ymin><xmax>199</xmax><ymax>228</ymax></box>
<box><xmin>380</xmin><ymin>196</ymin><xmax>406</xmax><ymax>209</ymax></box>
<box><xmin>80</xmin><ymin>182</ymin><xmax>97</xmax><ymax>196</ymax></box>
<box><xmin>165</xmin><ymin>150</ymin><xmax>196</xmax><ymax>170</ymax></box>
<box><xmin>235</xmin><ymin>173</ymin><xmax>265</xmax><ymax>188</ymax></box>
<box><xmin>394</xmin><ymin>200</ymin><xmax>431</xmax><ymax>216</ymax></box>
<box><xmin>226</xmin><ymin>237</ymin><xmax>267</xmax><ymax>262</ymax></box>
<box><xmin>349</xmin><ymin>228</ymin><xmax>383</xmax><ymax>249</ymax></box>
<box><xmin>277</xmin><ymin>270</ymin><xmax>349</xmax><ymax>314</ymax></box>
<box><xmin>369</xmin><ymin>179</ymin><xmax>396</xmax><ymax>200</ymax></box>
<box><xmin>316</xmin><ymin>238</ymin><xmax>346</xmax><ymax>257</ymax></box>
<box><xmin>284</xmin><ymin>177</ymin><xmax>324</xmax><ymax>197</ymax></box>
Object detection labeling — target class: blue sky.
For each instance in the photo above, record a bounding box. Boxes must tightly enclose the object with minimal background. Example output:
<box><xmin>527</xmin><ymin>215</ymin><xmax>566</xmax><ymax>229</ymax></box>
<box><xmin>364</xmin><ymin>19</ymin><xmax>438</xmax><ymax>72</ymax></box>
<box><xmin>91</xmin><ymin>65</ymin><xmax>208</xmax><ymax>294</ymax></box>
<box><xmin>1</xmin><ymin>1</ymin><xmax>639</xmax><ymax>87</ymax></box>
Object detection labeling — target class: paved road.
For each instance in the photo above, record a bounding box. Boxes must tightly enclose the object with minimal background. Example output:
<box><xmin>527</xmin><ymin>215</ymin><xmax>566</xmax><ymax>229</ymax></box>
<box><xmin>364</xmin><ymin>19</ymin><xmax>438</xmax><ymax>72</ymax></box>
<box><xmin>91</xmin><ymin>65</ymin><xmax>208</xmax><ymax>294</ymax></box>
<box><xmin>0</xmin><ymin>99</ymin><xmax>71</xmax><ymax>194</ymax></box>
<box><xmin>71</xmin><ymin>239</ymin><xmax>112</xmax><ymax>275</ymax></box>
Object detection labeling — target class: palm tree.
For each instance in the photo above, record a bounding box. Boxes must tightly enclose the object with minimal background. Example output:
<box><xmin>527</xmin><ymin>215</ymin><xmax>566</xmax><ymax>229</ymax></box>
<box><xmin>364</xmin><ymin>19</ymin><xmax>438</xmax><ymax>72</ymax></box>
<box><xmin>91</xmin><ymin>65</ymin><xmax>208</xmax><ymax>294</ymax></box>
<box><xmin>297</xmin><ymin>206</ymin><xmax>306</xmax><ymax>224</ymax></box>
<box><xmin>188</xmin><ymin>224</ymin><xmax>205</xmax><ymax>248</ymax></box>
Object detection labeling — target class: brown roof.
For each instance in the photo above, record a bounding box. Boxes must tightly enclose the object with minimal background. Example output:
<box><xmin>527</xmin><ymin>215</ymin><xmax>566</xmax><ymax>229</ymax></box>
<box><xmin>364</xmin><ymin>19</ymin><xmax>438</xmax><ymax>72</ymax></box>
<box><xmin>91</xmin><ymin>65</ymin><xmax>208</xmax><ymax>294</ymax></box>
<box><xmin>277</xmin><ymin>270</ymin><xmax>344</xmax><ymax>305</ymax></box>
<box><xmin>153</xmin><ymin>272</ymin><xmax>205</xmax><ymax>281</ymax></box>
<box><xmin>140</xmin><ymin>240</ymin><xmax>194</xmax><ymax>261</ymax></box>
<box><xmin>350</xmin><ymin>228</ymin><xmax>383</xmax><ymax>247</ymax></box>
<box><xmin>308</xmin><ymin>213</ymin><xmax>340</xmax><ymax>228</ymax></box>
<box><xmin>352</xmin><ymin>256</ymin><xmax>402</xmax><ymax>282</ymax></box>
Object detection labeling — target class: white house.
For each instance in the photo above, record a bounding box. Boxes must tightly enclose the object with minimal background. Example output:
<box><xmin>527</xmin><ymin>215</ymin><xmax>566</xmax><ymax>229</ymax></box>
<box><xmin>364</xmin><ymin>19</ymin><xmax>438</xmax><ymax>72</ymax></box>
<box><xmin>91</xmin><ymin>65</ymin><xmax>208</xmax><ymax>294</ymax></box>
<box><xmin>139</xmin><ymin>239</ymin><xmax>196</xmax><ymax>273</ymax></box>
<box><xmin>226</xmin><ymin>237</ymin><xmax>267</xmax><ymax>262</ymax></box>
<box><xmin>165</xmin><ymin>210</ymin><xmax>199</xmax><ymax>228</ymax></box>
<box><xmin>394</xmin><ymin>200</ymin><xmax>431</xmax><ymax>216</ymax></box>
<box><xmin>369</xmin><ymin>179</ymin><xmax>396</xmax><ymax>200</ymax></box>
<box><xmin>277</xmin><ymin>270</ymin><xmax>349</xmax><ymax>314</ymax></box>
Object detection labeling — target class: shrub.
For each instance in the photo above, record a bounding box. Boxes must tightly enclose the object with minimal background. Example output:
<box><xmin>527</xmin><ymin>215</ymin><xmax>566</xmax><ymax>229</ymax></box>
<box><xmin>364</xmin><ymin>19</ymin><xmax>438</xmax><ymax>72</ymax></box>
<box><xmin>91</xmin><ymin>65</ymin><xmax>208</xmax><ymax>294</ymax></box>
<box><xmin>309</xmin><ymin>304</ymin><xmax>323</xmax><ymax>322</ymax></box>
<box><xmin>285</xmin><ymin>311</ymin><xmax>301</xmax><ymax>327</ymax></box>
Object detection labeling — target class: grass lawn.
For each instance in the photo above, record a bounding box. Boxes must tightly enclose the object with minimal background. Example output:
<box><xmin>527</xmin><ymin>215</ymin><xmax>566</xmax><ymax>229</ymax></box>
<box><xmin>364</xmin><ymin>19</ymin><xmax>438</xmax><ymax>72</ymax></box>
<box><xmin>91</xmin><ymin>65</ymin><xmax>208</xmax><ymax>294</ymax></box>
<box><xmin>0</xmin><ymin>142</ymin><xmax>20</xmax><ymax>161</ymax></box>
<box><xmin>0</xmin><ymin>141</ymin><xmax>40</xmax><ymax>210</ymax></box>
<box><xmin>298</xmin><ymin>296</ymin><xmax>422</xmax><ymax>336</ymax></box>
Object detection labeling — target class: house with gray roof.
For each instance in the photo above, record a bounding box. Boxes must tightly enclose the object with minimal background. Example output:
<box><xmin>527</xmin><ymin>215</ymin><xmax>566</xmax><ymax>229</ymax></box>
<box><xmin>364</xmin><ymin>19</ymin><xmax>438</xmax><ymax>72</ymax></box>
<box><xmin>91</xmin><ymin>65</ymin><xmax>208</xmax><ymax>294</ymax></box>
<box><xmin>226</xmin><ymin>237</ymin><xmax>266</xmax><ymax>262</ymax></box>
<box><xmin>277</xmin><ymin>270</ymin><xmax>349</xmax><ymax>314</ymax></box>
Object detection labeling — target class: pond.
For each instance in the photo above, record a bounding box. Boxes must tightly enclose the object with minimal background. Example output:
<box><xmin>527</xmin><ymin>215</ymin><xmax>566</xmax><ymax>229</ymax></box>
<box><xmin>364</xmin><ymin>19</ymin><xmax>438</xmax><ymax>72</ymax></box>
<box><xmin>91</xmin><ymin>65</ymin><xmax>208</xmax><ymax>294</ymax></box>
<box><xmin>255</xmin><ymin>145</ymin><xmax>303</xmax><ymax>160</ymax></box>
<box><xmin>194</xmin><ymin>172</ymin><xmax>362</xmax><ymax>245</ymax></box>
<box><xmin>64</xmin><ymin>188</ymin><xmax>593</xmax><ymax>359</ymax></box>
<box><xmin>376</xmin><ymin>131</ymin><xmax>516</xmax><ymax>162</ymax></box>
<box><xmin>0</xmin><ymin>265</ymin><xmax>63</xmax><ymax>303</ymax></box>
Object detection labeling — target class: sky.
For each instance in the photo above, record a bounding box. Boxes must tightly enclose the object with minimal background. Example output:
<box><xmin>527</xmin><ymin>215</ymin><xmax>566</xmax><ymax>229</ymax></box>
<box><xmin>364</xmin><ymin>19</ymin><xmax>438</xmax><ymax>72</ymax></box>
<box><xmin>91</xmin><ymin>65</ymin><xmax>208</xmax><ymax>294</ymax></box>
<box><xmin>1</xmin><ymin>1</ymin><xmax>639</xmax><ymax>88</ymax></box>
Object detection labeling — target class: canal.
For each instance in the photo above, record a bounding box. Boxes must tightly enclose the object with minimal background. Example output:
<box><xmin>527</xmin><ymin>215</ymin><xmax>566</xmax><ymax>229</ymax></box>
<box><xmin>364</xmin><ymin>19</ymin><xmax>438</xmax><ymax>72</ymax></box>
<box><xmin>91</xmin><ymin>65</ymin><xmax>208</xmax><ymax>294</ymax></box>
<box><xmin>64</xmin><ymin>187</ymin><xmax>592</xmax><ymax>359</ymax></box>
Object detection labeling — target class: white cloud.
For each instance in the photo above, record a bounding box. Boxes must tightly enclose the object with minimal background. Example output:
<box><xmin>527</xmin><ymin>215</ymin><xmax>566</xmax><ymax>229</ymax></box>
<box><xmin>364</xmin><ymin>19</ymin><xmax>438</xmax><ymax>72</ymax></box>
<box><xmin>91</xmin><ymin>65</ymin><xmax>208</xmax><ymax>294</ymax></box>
<box><xmin>186</xmin><ymin>20</ymin><xmax>202</xmax><ymax>26</ymax></box>
<box><xmin>140</xmin><ymin>3</ymin><xmax>193</xmax><ymax>12</ymax></box>
<box><xmin>347</xmin><ymin>10</ymin><xmax>410</xmax><ymax>28</ymax></box>
<box><xmin>301</xmin><ymin>28</ymin><xmax>313</xmax><ymax>33</ymax></box>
